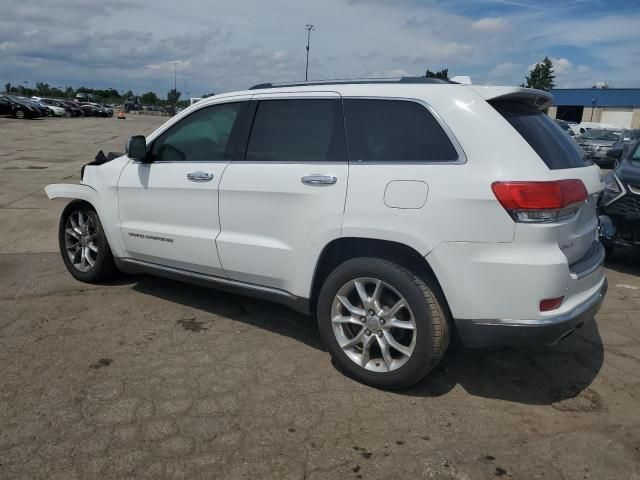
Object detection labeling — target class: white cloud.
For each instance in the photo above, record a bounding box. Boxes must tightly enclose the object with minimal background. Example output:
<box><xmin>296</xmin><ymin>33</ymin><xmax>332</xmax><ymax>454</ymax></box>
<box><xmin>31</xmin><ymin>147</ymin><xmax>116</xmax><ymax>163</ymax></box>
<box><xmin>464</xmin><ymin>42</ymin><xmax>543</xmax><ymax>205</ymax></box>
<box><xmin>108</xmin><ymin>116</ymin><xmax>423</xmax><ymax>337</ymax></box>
<box><xmin>146</xmin><ymin>59</ymin><xmax>193</xmax><ymax>71</ymax></box>
<box><xmin>1</xmin><ymin>0</ymin><xmax>639</xmax><ymax>94</ymax></box>
<box><xmin>471</xmin><ymin>17</ymin><xmax>505</xmax><ymax>31</ymax></box>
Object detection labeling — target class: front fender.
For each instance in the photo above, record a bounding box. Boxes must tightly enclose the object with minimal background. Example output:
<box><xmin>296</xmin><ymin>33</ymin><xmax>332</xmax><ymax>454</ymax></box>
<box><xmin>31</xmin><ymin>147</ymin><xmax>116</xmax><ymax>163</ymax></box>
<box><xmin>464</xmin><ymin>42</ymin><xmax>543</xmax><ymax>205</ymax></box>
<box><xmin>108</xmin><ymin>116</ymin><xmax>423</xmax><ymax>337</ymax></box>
<box><xmin>45</xmin><ymin>183</ymin><xmax>99</xmax><ymax>203</ymax></box>
<box><xmin>44</xmin><ymin>183</ymin><xmax>125</xmax><ymax>258</ymax></box>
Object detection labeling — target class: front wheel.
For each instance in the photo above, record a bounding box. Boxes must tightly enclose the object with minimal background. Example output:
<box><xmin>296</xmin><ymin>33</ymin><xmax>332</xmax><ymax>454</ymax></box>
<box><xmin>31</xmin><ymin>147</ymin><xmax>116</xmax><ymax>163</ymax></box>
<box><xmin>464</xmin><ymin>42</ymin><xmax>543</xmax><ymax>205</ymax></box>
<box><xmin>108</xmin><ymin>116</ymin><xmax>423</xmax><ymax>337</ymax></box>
<box><xmin>15</xmin><ymin>109</ymin><xmax>25</xmax><ymax>119</ymax></box>
<box><xmin>317</xmin><ymin>257</ymin><xmax>450</xmax><ymax>389</ymax></box>
<box><xmin>58</xmin><ymin>201</ymin><xmax>117</xmax><ymax>283</ymax></box>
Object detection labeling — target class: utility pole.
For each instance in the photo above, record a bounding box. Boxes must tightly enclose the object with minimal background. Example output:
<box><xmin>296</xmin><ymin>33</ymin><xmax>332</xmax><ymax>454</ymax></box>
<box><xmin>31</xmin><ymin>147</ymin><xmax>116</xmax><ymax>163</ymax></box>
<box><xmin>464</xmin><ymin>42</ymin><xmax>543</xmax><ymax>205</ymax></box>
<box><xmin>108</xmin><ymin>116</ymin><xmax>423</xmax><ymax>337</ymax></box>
<box><xmin>305</xmin><ymin>24</ymin><xmax>314</xmax><ymax>82</ymax></box>
<box><xmin>173</xmin><ymin>62</ymin><xmax>177</xmax><ymax>93</ymax></box>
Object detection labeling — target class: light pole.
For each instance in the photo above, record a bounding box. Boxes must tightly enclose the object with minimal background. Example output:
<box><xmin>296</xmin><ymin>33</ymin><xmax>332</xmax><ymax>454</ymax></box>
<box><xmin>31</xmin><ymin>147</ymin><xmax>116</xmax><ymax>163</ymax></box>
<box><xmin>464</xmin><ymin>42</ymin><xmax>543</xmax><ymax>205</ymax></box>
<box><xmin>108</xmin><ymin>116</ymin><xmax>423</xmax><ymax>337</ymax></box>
<box><xmin>173</xmin><ymin>62</ymin><xmax>178</xmax><ymax>93</ymax></box>
<box><xmin>305</xmin><ymin>24</ymin><xmax>314</xmax><ymax>82</ymax></box>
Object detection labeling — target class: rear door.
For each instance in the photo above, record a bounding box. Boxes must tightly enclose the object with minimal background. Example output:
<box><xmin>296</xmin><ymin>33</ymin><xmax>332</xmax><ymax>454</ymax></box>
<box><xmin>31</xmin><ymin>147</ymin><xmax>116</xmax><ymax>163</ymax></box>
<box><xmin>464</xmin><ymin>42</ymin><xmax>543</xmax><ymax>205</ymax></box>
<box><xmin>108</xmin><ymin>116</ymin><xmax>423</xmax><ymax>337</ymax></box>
<box><xmin>216</xmin><ymin>92</ymin><xmax>348</xmax><ymax>292</ymax></box>
<box><xmin>117</xmin><ymin>100</ymin><xmax>246</xmax><ymax>276</ymax></box>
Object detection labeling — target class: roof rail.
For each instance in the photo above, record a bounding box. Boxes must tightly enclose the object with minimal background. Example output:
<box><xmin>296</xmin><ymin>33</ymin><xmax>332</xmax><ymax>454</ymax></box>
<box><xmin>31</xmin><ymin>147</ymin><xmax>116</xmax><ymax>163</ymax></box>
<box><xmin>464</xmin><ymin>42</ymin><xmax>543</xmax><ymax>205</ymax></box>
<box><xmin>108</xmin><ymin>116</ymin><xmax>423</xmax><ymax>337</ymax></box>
<box><xmin>249</xmin><ymin>76</ymin><xmax>455</xmax><ymax>90</ymax></box>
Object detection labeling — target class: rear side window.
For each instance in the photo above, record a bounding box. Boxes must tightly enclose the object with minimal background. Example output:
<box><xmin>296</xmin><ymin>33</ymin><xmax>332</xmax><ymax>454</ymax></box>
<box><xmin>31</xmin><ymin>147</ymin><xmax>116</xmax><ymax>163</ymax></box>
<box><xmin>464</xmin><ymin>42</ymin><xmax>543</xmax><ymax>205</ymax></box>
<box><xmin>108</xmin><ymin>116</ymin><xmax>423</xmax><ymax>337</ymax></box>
<box><xmin>343</xmin><ymin>99</ymin><xmax>458</xmax><ymax>162</ymax></box>
<box><xmin>245</xmin><ymin>99</ymin><xmax>346</xmax><ymax>162</ymax></box>
<box><xmin>491</xmin><ymin>101</ymin><xmax>589</xmax><ymax>169</ymax></box>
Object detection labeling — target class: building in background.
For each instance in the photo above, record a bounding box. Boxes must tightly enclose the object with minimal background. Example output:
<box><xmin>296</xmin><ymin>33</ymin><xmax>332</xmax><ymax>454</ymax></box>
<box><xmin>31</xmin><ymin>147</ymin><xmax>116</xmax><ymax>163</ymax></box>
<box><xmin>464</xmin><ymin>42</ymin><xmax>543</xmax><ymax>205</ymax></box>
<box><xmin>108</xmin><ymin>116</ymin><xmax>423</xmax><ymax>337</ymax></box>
<box><xmin>547</xmin><ymin>88</ymin><xmax>640</xmax><ymax>128</ymax></box>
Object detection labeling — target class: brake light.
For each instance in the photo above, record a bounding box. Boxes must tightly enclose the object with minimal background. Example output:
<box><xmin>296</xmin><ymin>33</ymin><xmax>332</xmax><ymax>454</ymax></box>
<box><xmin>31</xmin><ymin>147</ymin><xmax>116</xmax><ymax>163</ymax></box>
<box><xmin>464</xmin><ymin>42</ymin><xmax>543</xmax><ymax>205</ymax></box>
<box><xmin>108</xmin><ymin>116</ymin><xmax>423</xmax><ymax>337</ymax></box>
<box><xmin>540</xmin><ymin>296</ymin><xmax>564</xmax><ymax>312</ymax></box>
<box><xmin>492</xmin><ymin>180</ymin><xmax>587</xmax><ymax>223</ymax></box>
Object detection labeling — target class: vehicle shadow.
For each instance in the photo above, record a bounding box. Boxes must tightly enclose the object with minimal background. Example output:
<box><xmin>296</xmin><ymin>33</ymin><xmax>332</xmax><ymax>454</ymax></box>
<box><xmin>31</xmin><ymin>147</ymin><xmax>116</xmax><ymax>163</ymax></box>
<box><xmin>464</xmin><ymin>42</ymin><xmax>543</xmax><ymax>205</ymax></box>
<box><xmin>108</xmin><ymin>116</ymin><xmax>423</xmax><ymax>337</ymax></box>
<box><xmin>401</xmin><ymin>319</ymin><xmax>604</xmax><ymax>405</ymax></box>
<box><xmin>130</xmin><ymin>274</ymin><xmax>604</xmax><ymax>406</ymax></box>
<box><xmin>604</xmin><ymin>248</ymin><xmax>640</xmax><ymax>277</ymax></box>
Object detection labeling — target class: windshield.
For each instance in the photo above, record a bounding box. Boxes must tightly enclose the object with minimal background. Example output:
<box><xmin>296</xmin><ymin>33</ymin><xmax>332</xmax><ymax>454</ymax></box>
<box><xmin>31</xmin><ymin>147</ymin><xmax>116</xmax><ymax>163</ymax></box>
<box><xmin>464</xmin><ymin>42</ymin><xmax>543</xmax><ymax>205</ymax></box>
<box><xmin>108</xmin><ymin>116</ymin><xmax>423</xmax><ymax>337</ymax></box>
<box><xmin>582</xmin><ymin>129</ymin><xmax>621</xmax><ymax>141</ymax></box>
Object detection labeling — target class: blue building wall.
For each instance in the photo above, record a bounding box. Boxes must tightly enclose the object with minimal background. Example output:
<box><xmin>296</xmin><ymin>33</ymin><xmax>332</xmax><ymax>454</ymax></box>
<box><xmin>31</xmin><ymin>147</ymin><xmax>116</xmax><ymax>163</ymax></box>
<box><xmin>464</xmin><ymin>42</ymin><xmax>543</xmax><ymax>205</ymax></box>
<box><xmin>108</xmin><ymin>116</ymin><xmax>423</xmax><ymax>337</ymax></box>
<box><xmin>550</xmin><ymin>88</ymin><xmax>640</xmax><ymax>107</ymax></box>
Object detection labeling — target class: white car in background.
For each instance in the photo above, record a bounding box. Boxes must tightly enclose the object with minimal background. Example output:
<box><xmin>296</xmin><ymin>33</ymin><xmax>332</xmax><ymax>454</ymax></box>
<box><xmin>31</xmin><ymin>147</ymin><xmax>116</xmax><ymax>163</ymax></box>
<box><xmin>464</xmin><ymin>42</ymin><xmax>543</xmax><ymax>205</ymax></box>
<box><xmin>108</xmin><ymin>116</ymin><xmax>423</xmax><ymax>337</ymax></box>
<box><xmin>31</xmin><ymin>97</ymin><xmax>66</xmax><ymax>116</ymax></box>
<box><xmin>570</xmin><ymin>121</ymin><xmax>616</xmax><ymax>136</ymax></box>
<box><xmin>45</xmin><ymin>78</ymin><xmax>607</xmax><ymax>389</ymax></box>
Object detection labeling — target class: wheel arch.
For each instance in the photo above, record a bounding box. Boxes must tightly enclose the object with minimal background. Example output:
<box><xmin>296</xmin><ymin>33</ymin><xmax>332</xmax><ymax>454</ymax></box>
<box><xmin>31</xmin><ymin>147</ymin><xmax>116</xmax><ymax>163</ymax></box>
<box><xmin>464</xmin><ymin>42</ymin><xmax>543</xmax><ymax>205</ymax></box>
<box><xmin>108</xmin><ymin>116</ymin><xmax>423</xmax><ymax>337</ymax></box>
<box><xmin>45</xmin><ymin>183</ymin><xmax>100</xmax><ymax>205</ymax></box>
<box><xmin>46</xmin><ymin>183</ymin><xmax>125</xmax><ymax>258</ymax></box>
<box><xmin>308</xmin><ymin>237</ymin><xmax>451</xmax><ymax>317</ymax></box>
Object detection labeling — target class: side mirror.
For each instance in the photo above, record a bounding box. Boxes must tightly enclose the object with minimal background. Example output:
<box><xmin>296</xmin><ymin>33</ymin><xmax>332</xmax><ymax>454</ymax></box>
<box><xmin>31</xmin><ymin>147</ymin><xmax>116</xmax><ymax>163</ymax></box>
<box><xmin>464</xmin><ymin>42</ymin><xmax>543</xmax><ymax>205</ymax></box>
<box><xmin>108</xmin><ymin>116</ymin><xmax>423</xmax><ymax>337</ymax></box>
<box><xmin>126</xmin><ymin>135</ymin><xmax>148</xmax><ymax>162</ymax></box>
<box><xmin>606</xmin><ymin>148</ymin><xmax>622</xmax><ymax>159</ymax></box>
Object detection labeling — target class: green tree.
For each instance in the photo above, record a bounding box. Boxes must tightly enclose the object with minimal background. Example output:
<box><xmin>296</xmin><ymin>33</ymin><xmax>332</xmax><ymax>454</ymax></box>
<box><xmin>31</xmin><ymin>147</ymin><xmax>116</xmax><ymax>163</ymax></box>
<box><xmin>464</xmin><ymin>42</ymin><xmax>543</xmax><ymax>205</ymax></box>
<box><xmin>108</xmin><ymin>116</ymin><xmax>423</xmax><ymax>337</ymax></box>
<box><xmin>4</xmin><ymin>82</ymin><xmax>10</xmax><ymax>93</ymax></box>
<box><xmin>424</xmin><ymin>68</ymin><xmax>448</xmax><ymax>80</ymax></box>
<box><xmin>525</xmin><ymin>56</ymin><xmax>555</xmax><ymax>91</ymax></box>
<box><xmin>167</xmin><ymin>88</ymin><xmax>181</xmax><ymax>104</ymax></box>
<box><xmin>141</xmin><ymin>91</ymin><xmax>159</xmax><ymax>104</ymax></box>
<box><xmin>36</xmin><ymin>82</ymin><xmax>50</xmax><ymax>94</ymax></box>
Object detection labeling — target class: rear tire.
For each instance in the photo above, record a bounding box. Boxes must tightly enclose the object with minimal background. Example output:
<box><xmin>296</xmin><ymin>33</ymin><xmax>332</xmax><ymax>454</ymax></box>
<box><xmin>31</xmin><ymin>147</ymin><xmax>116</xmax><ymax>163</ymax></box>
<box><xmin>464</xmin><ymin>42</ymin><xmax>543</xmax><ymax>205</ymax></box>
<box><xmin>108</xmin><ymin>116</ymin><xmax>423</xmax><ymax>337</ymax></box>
<box><xmin>15</xmin><ymin>109</ymin><xmax>25</xmax><ymax>119</ymax></box>
<box><xmin>58</xmin><ymin>201</ymin><xmax>117</xmax><ymax>283</ymax></box>
<box><xmin>317</xmin><ymin>257</ymin><xmax>449</xmax><ymax>389</ymax></box>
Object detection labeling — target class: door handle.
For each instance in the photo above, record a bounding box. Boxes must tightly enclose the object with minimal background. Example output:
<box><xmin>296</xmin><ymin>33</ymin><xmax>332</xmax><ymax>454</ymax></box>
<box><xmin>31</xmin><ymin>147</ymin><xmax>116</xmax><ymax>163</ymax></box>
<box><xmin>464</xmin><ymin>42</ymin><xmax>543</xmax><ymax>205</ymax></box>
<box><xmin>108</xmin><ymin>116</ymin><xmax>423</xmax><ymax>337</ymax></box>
<box><xmin>301</xmin><ymin>175</ymin><xmax>337</xmax><ymax>186</ymax></box>
<box><xmin>187</xmin><ymin>171</ymin><xmax>214</xmax><ymax>182</ymax></box>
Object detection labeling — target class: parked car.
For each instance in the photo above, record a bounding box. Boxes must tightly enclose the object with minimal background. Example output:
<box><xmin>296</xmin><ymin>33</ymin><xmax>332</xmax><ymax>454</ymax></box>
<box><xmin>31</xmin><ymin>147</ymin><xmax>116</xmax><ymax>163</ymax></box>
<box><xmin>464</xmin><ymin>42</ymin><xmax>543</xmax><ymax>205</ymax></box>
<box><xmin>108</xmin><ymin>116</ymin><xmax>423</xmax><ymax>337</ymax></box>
<box><xmin>611</xmin><ymin>129</ymin><xmax>640</xmax><ymax>159</ymax></box>
<box><xmin>554</xmin><ymin>119</ymin><xmax>576</xmax><ymax>136</ymax></box>
<box><xmin>78</xmin><ymin>104</ymin><xmax>97</xmax><ymax>116</ymax></box>
<box><xmin>568</xmin><ymin>122</ymin><xmax>615</xmax><ymax>136</ymax></box>
<box><xmin>599</xmin><ymin>140</ymin><xmax>640</xmax><ymax>255</ymax></box>
<box><xmin>32</xmin><ymin>97</ymin><xmax>66</xmax><ymax>116</ymax></box>
<box><xmin>577</xmin><ymin>128</ymin><xmax>622</xmax><ymax>168</ymax></box>
<box><xmin>16</xmin><ymin>96</ymin><xmax>52</xmax><ymax>117</ymax></box>
<box><xmin>45</xmin><ymin>78</ymin><xmax>607</xmax><ymax>389</ymax></box>
<box><xmin>49</xmin><ymin>99</ymin><xmax>84</xmax><ymax>117</ymax></box>
<box><xmin>39</xmin><ymin>98</ymin><xmax>76</xmax><ymax>117</ymax></box>
<box><xmin>0</xmin><ymin>94</ymin><xmax>41</xmax><ymax>119</ymax></box>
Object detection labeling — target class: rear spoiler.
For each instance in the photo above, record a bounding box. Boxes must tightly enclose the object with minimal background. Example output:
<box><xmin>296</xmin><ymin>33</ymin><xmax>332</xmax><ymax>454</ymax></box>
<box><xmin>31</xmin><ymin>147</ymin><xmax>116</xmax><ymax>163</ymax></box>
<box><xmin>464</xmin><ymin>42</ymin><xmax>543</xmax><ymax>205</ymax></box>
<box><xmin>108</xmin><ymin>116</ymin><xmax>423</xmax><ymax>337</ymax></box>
<box><xmin>469</xmin><ymin>86</ymin><xmax>553</xmax><ymax>110</ymax></box>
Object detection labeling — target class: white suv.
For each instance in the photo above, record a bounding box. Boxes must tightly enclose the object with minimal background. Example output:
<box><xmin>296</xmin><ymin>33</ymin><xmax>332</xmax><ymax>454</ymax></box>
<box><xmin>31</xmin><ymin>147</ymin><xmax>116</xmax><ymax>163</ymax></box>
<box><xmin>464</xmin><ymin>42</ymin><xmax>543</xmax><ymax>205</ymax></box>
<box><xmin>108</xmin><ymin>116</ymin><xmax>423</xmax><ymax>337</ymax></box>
<box><xmin>46</xmin><ymin>78</ymin><xmax>607</xmax><ymax>389</ymax></box>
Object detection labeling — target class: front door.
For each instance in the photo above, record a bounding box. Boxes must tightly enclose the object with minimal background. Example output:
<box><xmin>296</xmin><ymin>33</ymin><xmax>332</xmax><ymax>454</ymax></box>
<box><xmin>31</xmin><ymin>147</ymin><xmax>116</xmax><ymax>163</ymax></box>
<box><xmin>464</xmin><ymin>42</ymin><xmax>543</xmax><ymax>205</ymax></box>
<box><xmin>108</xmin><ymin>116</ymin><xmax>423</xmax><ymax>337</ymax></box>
<box><xmin>117</xmin><ymin>100</ymin><xmax>245</xmax><ymax>276</ymax></box>
<box><xmin>217</xmin><ymin>93</ymin><xmax>349</xmax><ymax>295</ymax></box>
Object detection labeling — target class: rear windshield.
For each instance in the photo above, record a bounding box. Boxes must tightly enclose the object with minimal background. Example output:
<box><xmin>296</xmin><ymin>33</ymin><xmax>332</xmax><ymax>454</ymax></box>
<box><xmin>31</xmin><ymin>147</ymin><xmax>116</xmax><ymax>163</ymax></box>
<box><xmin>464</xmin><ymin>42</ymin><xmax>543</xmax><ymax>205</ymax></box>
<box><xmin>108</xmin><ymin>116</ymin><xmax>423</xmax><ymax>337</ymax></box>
<box><xmin>491</xmin><ymin>100</ymin><xmax>590</xmax><ymax>170</ymax></box>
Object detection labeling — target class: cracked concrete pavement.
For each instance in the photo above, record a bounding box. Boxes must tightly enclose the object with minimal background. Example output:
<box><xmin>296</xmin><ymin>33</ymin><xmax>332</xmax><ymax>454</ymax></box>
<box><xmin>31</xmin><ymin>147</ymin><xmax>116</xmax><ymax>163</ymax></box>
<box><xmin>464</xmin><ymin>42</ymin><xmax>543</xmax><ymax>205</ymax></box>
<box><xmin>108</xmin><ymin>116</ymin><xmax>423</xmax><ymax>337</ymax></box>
<box><xmin>1</xmin><ymin>116</ymin><xmax>639</xmax><ymax>479</ymax></box>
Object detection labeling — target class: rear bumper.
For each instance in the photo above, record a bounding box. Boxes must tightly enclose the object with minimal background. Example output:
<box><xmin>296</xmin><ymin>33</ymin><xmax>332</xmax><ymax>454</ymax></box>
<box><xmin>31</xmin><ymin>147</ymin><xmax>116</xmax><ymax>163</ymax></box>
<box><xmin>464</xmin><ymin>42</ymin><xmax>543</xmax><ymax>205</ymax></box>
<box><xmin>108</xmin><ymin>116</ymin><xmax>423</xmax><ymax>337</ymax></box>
<box><xmin>456</xmin><ymin>277</ymin><xmax>607</xmax><ymax>348</ymax></box>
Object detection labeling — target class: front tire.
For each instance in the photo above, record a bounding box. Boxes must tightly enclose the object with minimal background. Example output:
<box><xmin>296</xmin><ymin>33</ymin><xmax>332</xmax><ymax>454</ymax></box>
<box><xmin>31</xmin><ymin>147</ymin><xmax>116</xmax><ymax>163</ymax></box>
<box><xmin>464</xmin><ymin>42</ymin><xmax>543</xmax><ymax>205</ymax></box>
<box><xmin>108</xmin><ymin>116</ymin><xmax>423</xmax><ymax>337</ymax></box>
<box><xmin>58</xmin><ymin>201</ymin><xmax>117</xmax><ymax>283</ymax></box>
<box><xmin>317</xmin><ymin>257</ymin><xmax>449</xmax><ymax>389</ymax></box>
<box><xmin>15</xmin><ymin>109</ymin><xmax>25</xmax><ymax>119</ymax></box>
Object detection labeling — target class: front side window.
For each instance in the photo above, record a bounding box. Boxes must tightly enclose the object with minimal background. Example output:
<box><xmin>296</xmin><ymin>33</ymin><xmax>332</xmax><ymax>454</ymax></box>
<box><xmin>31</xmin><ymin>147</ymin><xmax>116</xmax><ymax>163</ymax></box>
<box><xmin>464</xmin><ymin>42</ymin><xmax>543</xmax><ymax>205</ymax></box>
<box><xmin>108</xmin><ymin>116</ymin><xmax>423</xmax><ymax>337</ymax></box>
<box><xmin>151</xmin><ymin>102</ymin><xmax>242</xmax><ymax>161</ymax></box>
<box><xmin>245</xmin><ymin>99</ymin><xmax>346</xmax><ymax>162</ymax></box>
<box><xmin>343</xmin><ymin>99</ymin><xmax>459</xmax><ymax>162</ymax></box>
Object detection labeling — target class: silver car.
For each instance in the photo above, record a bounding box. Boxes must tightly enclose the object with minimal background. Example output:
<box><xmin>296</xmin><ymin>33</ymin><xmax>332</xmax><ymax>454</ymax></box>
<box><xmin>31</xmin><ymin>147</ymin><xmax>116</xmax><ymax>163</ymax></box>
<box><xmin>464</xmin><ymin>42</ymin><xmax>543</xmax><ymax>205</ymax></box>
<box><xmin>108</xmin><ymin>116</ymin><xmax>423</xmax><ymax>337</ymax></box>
<box><xmin>577</xmin><ymin>128</ymin><xmax>621</xmax><ymax>167</ymax></box>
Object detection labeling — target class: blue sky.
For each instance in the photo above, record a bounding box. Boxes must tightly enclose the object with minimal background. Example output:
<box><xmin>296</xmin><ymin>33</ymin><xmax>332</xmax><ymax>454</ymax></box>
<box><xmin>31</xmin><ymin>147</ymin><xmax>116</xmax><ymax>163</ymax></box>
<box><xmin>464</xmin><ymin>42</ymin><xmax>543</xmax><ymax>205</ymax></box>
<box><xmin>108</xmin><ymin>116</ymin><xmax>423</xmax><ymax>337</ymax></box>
<box><xmin>2</xmin><ymin>0</ymin><xmax>639</xmax><ymax>97</ymax></box>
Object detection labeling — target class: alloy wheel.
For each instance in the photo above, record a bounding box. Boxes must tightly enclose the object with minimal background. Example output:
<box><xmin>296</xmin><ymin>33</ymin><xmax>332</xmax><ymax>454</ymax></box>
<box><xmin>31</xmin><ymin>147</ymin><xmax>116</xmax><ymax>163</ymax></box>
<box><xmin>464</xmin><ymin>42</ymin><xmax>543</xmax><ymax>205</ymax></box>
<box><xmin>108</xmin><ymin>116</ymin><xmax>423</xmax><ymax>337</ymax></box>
<box><xmin>64</xmin><ymin>211</ymin><xmax>98</xmax><ymax>272</ymax></box>
<box><xmin>330</xmin><ymin>277</ymin><xmax>417</xmax><ymax>372</ymax></box>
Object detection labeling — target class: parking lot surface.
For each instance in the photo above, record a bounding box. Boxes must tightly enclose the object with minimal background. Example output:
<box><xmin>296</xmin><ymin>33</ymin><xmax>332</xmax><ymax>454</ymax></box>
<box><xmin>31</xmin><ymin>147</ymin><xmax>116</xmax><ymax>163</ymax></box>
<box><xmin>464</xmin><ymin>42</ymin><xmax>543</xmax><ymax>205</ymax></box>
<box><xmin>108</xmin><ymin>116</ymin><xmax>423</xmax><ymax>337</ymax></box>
<box><xmin>1</xmin><ymin>116</ymin><xmax>639</xmax><ymax>479</ymax></box>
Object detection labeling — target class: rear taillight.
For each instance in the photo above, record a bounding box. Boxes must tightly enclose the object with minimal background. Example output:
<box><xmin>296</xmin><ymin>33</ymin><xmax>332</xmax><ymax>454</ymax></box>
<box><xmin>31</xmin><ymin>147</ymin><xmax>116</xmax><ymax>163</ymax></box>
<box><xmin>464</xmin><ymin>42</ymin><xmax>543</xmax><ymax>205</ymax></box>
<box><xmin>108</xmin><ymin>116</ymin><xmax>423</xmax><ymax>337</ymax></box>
<box><xmin>492</xmin><ymin>180</ymin><xmax>587</xmax><ymax>223</ymax></box>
